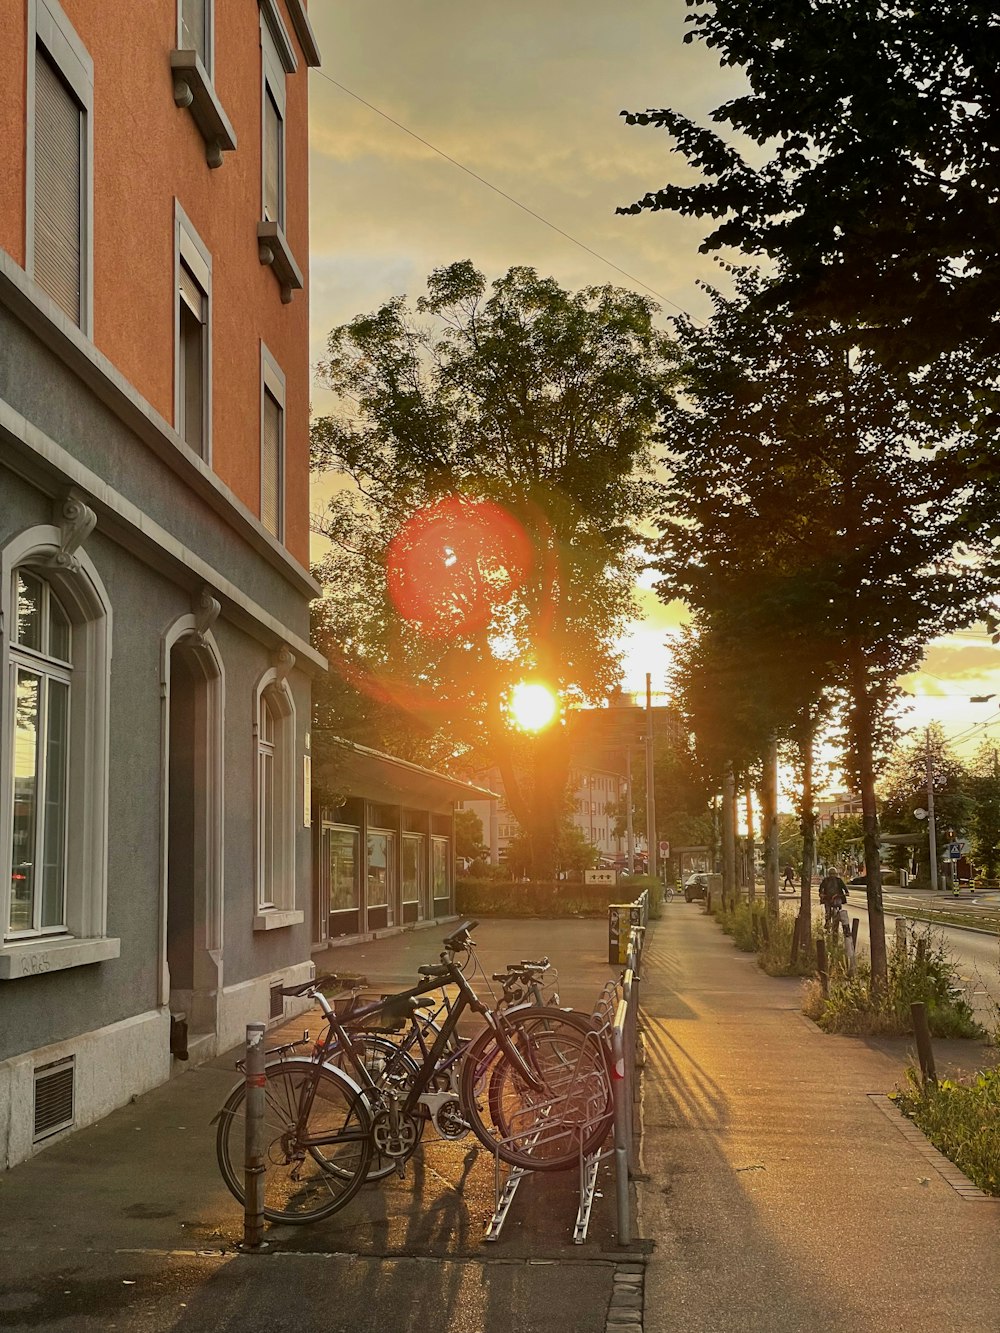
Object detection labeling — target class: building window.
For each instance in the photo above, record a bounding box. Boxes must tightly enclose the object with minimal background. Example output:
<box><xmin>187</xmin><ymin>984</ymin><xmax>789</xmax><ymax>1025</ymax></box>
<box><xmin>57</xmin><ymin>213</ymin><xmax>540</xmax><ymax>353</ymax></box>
<box><xmin>253</xmin><ymin>675</ymin><xmax>297</xmax><ymax>927</ymax></box>
<box><xmin>431</xmin><ymin>837</ymin><xmax>450</xmax><ymax>901</ymax></box>
<box><xmin>263</xmin><ymin>85</ymin><xmax>283</xmax><ymax>225</ymax></box>
<box><xmin>367</xmin><ymin>831</ymin><xmax>393</xmax><ymax>910</ymax></box>
<box><xmin>402</xmin><ymin>834</ymin><xmax>424</xmax><ymax>907</ymax></box>
<box><xmin>179</xmin><ymin>0</ymin><xmax>211</xmax><ymax>74</ymax></box>
<box><xmin>28</xmin><ymin>0</ymin><xmax>93</xmax><ymax>333</ymax></box>
<box><xmin>174</xmin><ymin>204</ymin><xmax>212</xmax><ymax>460</ymax></box>
<box><xmin>259</xmin><ymin>13</ymin><xmax>289</xmax><ymax>228</ymax></box>
<box><xmin>8</xmin><ymin>571</ymin><xmax>71</xmax><ymax>936</ymax></box>
<box><xmin>260</xmin><ymin>344</ymin><xmax>285</xmax><ymax>539</ymax></box>
<box><xmin>324</xmin><ymin>826</ymin><xmax>359</xmax><ymax>913</ymax></box>
<box><xmin>1</xmin><ymin>525</ymin><xmax>118</xmax><ymax>977</ymax></box>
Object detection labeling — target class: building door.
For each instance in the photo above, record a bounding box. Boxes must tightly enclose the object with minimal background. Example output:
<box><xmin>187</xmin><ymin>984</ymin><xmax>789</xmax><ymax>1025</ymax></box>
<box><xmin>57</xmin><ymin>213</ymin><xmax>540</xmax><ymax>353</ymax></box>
<box><xmin>165</xmin><ymin>639</ymin><xmax>222</xmax><ymax>1054</ymax></box>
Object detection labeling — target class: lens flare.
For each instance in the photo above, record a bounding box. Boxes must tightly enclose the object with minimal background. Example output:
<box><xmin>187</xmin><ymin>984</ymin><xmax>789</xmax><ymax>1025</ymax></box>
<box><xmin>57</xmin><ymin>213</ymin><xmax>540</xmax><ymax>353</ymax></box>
<box><xmin>386</xmin><ymin>497</ymin><xmax>534</xmax><ymax>639</ymax></box>
<box><xmin>507</xmin><ymin>681</ymin><xmax>558</xmax><ymax>732</ymax></box>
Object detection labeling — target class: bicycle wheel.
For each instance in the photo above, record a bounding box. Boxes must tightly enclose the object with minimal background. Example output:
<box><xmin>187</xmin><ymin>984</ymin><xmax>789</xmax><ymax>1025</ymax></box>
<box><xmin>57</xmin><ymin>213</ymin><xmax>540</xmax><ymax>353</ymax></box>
<box><xmin>461</xmin><ymin>1008</ymin><xmax>613</xmax><ymax>1171</ymax></box>
<box><xmin>215</xmin><ymin>1059</ymin><xmax>372</xmax><ymax>1224</ymax></box>
<box><xmin>327</xmin><ymin>1033</ymin><xmax>425</xmax><ymax>1180</ymax></box>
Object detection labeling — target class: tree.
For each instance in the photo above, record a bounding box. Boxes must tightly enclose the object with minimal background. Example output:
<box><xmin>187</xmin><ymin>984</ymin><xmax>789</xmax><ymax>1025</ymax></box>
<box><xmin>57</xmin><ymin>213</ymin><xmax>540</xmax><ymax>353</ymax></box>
<box><xmin>776</xmin><ymin>812</ymin><xmax>803</xmax><ymax>874</ymax></box>
<box><xmin>310</xmin><ymin>261</ymin><xmax>679</xmax><ymax>877</ymax></box>
<box><xmin>879</xmin><ymin>724</ymin><xmax>972</xmax><ymax>884</ymax></box>
<box><xmin>649</xmin><ymin>270</ymin><xmax>996</xmax><ymax>985</ymax></box>
<box><xmin>617</xmin><ymin>2</ymin><xmax>1000</xmax><ymax>376</ymax></box>
<box><xmin>816</xmin><ymin>815</ymin><xmax>865</xmax><ymax>875</ymax></box>
<box><xmin>455</xmin><ymin>807</ymin><xmax>485</xmax><ymax>864</ymax></box>
<box><xmin>966</xmin><ymin>743</ymin><xmax>1000</xmax><ymax>880</ymax></box>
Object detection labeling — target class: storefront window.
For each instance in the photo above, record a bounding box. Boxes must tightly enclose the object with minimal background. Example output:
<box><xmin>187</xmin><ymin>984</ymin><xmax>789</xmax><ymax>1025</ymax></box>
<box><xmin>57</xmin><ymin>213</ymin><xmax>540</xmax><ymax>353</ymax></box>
<box><xmin>324</xmin><ymin>826</ymin><xmax>359</xmax><ymax>912</ymax></box>
<box><xmin>402</xmin><ymin>834</ymin><xmax>424</xmax><ymax>905</ymax></box>
<box><xmin>367</xmin><ymin>830</ymin><xmax>393</xmax><ymax>908</ymax></box>
<box><xmin>431</xmin><ymin>836</ymin><xmax>450</xmax><ymax>901</ymax></box>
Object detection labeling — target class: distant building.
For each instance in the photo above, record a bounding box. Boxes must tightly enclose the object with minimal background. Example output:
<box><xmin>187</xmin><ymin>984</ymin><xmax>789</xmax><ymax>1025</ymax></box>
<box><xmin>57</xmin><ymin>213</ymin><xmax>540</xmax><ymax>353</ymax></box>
<box><xmin>1</xmin><ymin>0</ymin><xmax>321</xmax><ymax>1165</ymax></box>
<box><xmin>816</xmin><ymin>792</ymin><xmax>864</xmax><ymax>829</ymax></box>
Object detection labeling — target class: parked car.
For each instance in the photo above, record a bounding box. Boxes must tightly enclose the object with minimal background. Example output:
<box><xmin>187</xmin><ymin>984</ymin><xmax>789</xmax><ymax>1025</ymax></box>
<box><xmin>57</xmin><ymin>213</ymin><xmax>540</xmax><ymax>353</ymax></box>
<box><xmin>683</xmin><ymin>873</ymin><xmax>709</xmax><ymax>902</ymax></box>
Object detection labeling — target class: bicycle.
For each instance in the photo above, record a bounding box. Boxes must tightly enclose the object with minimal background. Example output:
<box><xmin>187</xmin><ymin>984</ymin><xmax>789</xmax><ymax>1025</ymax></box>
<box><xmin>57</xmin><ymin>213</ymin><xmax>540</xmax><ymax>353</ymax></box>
<box><xmin>214</xmin><ymin>924</ymin><xmax>613</xmax><ymax>1223</ymax></box>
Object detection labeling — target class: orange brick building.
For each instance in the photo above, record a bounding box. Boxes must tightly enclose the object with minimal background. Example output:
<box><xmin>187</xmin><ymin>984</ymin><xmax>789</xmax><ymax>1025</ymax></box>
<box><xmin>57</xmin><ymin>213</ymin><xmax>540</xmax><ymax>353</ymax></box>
<box><xmin>0</xmin><ymin>0</ymin><xmax>322</xmax><ymax>1164</ymax></box>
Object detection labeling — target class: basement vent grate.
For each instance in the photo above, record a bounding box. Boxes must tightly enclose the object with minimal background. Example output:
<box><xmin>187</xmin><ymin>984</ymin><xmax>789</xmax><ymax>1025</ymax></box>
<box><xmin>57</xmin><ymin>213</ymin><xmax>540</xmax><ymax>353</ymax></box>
<box><xmin>270</xmin><ymin>982</ymin><xmax>284</xmax><ymax>1020</ymax></box>
<box><xmin>33</xmin><ymin>1057</ymin><xmax>75</xmax><ymax>1141</ymax></box>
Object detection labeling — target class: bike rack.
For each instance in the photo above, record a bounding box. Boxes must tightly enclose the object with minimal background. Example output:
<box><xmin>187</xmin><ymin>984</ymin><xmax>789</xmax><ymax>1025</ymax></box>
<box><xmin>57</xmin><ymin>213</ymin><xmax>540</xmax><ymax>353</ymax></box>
<box><xmin>483</xmin><ymin>941</ymin><xmax>643</xmax><ymax>1246</ymax></box>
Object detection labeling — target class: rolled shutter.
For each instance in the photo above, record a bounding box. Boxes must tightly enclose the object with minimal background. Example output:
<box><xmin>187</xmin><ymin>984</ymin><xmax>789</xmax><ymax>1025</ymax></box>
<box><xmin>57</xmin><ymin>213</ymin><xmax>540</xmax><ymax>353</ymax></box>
<box><xmin>34</xmin><ymin>46</ymin><xmax>82</xmax><ymax>325</ymax></box>
<box><xmin>261</xmin><ymin>388</ymin><xmax>282</xmax><ymax>536</ymax></box>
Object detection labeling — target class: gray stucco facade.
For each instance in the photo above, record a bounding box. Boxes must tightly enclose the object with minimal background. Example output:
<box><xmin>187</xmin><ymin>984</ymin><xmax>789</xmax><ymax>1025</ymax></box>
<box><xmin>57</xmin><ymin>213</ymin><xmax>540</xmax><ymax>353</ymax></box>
<box><xmin>0</xmin><ymin>255</ymin><xmax>320</xmax><ymax>1167</ymax></box>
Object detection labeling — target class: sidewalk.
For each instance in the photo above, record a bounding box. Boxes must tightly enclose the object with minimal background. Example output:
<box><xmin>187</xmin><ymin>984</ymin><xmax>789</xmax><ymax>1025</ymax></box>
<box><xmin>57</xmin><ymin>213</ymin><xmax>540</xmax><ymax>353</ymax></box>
<box><xmin>0</xmin><ymin>917</ymin><xmax>631</xmax><ymax>1332</ymax></box>
<box><xmin>2</xmin><ymin>910</ymin><xmax>999</xmax><ymax>1331</ymax></box>
<box><xmin>639</xmin><ymin>905</ymin><xmax>1000</xmax><ymax>1333</ymax></box>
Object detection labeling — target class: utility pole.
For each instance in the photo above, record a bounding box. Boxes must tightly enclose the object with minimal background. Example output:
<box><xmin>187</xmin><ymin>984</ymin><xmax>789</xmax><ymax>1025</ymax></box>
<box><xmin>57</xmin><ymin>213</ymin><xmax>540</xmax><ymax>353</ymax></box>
<box><xmin>645</xmin><ymin>673</ymin><xmax>657</xmax><ymax>881</ymax></box>
<box><xmin>625</xmin><ymin>747</ymin><xmax>635</xmax><ymax>873</ymax></box>
<box><xmin>925</xmin><ymin>728</ymin><xmax>938</xmax><ymax>893</ymax></box>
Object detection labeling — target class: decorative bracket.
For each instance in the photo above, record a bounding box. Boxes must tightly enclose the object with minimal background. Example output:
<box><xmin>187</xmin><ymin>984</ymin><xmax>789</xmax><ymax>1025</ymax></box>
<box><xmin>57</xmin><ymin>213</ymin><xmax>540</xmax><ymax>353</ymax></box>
<box><xmin>191</xmin><ymin>585</ymin><xmax>221</xmax><ymax>644</ymax></box>
<box><xmin>273</xmin><ymin>644</ymin><xmax>296</xmax><ymax>685</ymax></box>
<box><xmin>48</xmin><ymin>495</ymin><xmax>97</xmax><ymax>573</ymax></box>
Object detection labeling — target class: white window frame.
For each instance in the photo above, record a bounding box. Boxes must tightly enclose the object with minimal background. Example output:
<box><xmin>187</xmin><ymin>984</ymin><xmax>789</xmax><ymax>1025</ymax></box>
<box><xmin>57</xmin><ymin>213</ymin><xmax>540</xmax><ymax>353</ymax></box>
<box><xmin>252</xmin><ymin>669</ymin><xmax>300</xmax><ymax>930</ymax></box>
<box><xmin>177</xmin><ymin>0</ymin><xmax>214</xmax><ymax>79</ymax></box>
<box><xmin>174</xmin><ymin>202</ymin><xmax>212</xmax><ymax>463</ymax></box>
<box><xmin>8</xmin><ymin>572</ymin><xmax>72</xmax><ymax>938</ymax></box>
<box><xmin>0</xmin><ymin>526</ymin><xmax>118</xmax><ymax>979</ymax></box>
<box><xmin>25</xmin><ymin>0</ymin><xmax>94</xmax><ymax>337</ymax></box>
<box><xmin>260</xmin><ymin>343</ymin><xmax>285</xmax><ymax>540</ymax></box>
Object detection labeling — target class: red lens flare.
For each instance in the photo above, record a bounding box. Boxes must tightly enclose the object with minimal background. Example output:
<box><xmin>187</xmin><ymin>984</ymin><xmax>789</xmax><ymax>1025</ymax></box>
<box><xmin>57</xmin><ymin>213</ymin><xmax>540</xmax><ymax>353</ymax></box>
<box><xmin>386</xmin><ymin>497</ymin><xmax>534</xmax><ymax>639</ymax></box>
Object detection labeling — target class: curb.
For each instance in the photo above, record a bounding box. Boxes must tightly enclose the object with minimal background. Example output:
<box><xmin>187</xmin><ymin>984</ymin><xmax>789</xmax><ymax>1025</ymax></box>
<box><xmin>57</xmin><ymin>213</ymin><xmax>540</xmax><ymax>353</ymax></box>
<box><xmin>606</xmin><ymin>1261</ymin><xmax>644</xmax><ymax>1331</ymax></box>
<box><xmin>868</xmin><ymin>1093</ymin><xmax>999</xmax><ymax>1201</ymax></box>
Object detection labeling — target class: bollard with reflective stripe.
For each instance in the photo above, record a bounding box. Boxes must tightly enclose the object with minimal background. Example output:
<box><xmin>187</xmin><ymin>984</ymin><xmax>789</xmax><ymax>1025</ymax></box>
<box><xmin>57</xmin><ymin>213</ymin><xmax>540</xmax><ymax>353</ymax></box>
<box><xmin>243</xmin><ymin>1023</ymin><xmax>267</xmax><ymax>1250</ymax></box>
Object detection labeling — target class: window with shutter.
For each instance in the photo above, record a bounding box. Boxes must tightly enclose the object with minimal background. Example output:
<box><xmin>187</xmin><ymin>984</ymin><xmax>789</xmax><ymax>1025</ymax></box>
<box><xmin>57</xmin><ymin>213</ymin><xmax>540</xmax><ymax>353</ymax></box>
<box><xmin>178</xmin><ymin>260</ymin><xmax>207</xmax><ymax>456</ymax></box>
<box><xmin>180</xmin><ymin>0</ymin><xmax>209</xmax><ymax>70</ymax></box>
<box><xmin>263</xmin><ymin>88</ymin><xmax>282</xmax><ymax>225</ymax></box>
<box><xmin>33</xmin><ymin>47</ymin><xmax>82</xmax><ymax>325</ymax></box>
<box><xmin>261</xmin><ymin>388</ymin><xmax>283</xmax><ymax>537</ymax></box>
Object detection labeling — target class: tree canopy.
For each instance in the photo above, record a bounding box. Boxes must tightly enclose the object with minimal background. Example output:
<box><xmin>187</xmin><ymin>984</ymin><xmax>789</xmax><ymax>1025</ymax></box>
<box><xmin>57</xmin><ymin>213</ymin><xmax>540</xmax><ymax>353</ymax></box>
<box><xmin>310</xmin><ymin>261</ymin><xmax>680</xmax><ymax>874</ymax></box>
<box><xmin>618</xmin><ymin>0</ymin><xmax>1000</xmax><ymax>371</ymax></box>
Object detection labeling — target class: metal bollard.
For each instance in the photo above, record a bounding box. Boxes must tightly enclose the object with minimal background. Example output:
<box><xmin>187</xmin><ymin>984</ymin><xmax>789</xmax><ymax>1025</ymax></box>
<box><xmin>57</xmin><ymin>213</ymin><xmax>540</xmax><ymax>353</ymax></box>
<box><xmin>243</xmin><ymin>1023</ymin><xmax>267</xmax><ymax>1250</ymax></box>
<box><xmin>611</xmin><ymin>1002</ymin><xmax>631</xmax><ymax>1246</ymax></box>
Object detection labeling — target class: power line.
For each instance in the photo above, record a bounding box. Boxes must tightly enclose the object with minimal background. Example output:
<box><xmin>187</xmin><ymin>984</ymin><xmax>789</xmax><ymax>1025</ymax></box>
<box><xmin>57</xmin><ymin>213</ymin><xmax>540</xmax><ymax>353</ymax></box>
<box><xmin>311</xmin><ymin>68</ymin><xmax>700</xmax><ymax>323</ymax></box>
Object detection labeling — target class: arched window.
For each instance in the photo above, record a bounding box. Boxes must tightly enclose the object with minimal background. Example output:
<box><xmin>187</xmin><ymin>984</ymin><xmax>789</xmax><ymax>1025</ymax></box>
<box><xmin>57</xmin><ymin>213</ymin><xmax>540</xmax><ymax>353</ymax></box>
<box><xmin>253</xmin><ymin>672</ymin><xmax>300</xmax><ymax>929</ymax></box>
<box><xmin>9</xmin><ymin>570</ymin><xmax>72</xmax><ymax>934</ymax></box>
<box><xmin>1</xmin><ymin>530</ymin><xmax>116</xmax><ymax>976</ymax></box>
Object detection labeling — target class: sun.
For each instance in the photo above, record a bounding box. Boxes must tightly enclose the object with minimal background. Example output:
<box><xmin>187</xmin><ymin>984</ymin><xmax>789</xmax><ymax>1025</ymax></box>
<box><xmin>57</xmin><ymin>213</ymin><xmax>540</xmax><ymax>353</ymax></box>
<box><xmin>507</xmin><ymin>681</ymin><xmax>558</xmax><ymax>733</ymax></box>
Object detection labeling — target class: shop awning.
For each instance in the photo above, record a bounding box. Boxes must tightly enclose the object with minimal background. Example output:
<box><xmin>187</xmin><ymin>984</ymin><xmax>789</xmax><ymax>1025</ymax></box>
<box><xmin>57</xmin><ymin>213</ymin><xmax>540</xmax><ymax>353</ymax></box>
<box><xmin>314</xmin><ymin>737</ymin><xmax>499</xmax><ymax>814</ymax></box>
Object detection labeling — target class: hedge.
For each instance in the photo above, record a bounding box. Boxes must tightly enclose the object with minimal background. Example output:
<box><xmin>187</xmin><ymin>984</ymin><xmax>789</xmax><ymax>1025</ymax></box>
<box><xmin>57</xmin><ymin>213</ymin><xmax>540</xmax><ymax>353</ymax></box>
<box><xmin>456</xmin><ymin>875</ymin><xmax>661</xmax><ymax>918</ymax></box>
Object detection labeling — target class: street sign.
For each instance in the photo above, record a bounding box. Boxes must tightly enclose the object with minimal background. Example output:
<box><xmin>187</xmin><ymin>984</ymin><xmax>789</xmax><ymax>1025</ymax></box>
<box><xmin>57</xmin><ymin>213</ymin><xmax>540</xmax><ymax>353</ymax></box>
<box><xmin>585</xmin><ymin>869</ymin><xmax>616</xmax><ymax>886</ymax></box>
<box><xmin>949</xmin><ymin>842</ymin><xmax>962</xmax><ymax>860</ymax></box>
<box><xmin>658</xmin><ymin>840</ymin><xmax>670</xmax><ymax>857</ymax></box>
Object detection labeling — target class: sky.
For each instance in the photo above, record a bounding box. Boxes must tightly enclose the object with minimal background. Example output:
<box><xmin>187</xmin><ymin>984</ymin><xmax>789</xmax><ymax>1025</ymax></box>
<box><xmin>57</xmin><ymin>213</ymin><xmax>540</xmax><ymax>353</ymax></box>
<box><xmin>303</xmin><ymin>1</ymin><xmax>1000</xmax><ymax>772</ymax></box>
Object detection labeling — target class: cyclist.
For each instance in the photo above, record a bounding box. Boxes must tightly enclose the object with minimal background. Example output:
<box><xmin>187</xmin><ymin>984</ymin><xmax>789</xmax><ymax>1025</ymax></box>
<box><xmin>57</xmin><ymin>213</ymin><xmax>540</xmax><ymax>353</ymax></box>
<box><xmin>819</xmin><ymin>866</ymin><xmax>849</xmax><ymax>927</ymax></box>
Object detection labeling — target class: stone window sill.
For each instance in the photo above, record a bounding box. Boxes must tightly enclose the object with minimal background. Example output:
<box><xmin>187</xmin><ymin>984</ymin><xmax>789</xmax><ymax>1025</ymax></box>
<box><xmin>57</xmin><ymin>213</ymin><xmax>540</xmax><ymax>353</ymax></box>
<box><xmin>253</xmin><ymin>908</ymin><xmax>304</xmax><ymax>932</ymax></box>
<box><xmin>257</xmin><ymin>221</ymin><xmax>304</xmax><ymax>304</ymax></box>
<box><xmin>170</xmin><ymin>50</ymin><xmax>237</xmax><ymax>169</ymax></box>
<box><xmin>0</xmin><ymin>935</ymin><xmax>121</xmax><ymax>980</ymax></box>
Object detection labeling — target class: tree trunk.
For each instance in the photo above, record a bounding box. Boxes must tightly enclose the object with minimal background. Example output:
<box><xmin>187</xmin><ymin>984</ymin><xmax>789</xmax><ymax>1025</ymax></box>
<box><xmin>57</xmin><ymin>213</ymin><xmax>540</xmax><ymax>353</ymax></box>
<box><xmin>745</xmin><ymin>789</ymin><xmax>756</xmax><ymax>902</ymax></box>
<box><xmin>763</xmin><ymin>733</ymin><xmax>780</xmax><ymax>917</ymax></box>
<box><xmin>799</xmin><ymin>726</ymin><xmax>816</xmax><ymax>949</ymax></box>
<box><xmin>848</xmin><ymin>641</ymin><xmax>887</xmax><ymax>992</ymax></box>
<box><xmin>722</xmin><ymin>764</ymin><xmax>736</xmax><ymax>909</ymax></box>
